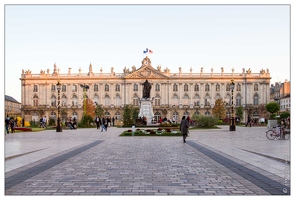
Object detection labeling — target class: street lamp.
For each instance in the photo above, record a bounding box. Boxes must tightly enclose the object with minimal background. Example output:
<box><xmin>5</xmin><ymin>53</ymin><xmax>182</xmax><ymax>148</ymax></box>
<box><xmin>229</xmin><ymin>79</ymin><xmax>236</xmax><ymax>131</ymax></box>
<box><xmin>56</xmin><ymin>81</ymin><xmax>62</xmax><ymax>132</ymax></box>
<box><xmin>80</xmin><ymin>84</ymin><xmax>89</xmax><ymax>115</ymax></box>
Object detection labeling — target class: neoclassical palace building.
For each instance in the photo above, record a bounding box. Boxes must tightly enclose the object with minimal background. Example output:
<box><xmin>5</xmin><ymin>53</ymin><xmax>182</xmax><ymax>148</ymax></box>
<box><xmin>20</xmin><ymin>56</ymin><xmax>271</xmax><ymax>124</ymax></box>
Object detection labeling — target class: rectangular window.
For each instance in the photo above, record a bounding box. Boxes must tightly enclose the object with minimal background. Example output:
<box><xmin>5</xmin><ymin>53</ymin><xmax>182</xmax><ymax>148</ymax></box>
<box><xmin>115</xmin><ymin>84</ymin><xmax>120</xmax><ymax>92</ymax></box>
<box><xmin>94</xmin><ymin>85</ymin><xmax>98</xmax><ymax>92</ymax></box>
<box><xmin>72</xmin><ymin>85</ymin><xmax>77</xmax><ymax>92</ymax></box>
<box><xmin>62</xmin><ymin>85</ymin><xmax>66</xmax><ymax>92</ymax></box>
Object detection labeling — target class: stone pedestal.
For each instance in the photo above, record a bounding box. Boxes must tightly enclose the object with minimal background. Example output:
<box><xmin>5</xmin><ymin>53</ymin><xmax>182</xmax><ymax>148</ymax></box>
<box><xmin>138</xmin><ymin>98</ymin><xmax>154</xmax><ymax>125</ymax></box>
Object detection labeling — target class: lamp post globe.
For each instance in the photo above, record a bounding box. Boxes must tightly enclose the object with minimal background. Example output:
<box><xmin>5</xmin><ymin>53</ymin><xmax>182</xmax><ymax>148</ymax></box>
<box><xmin>229</xmin><ymin>79</ymin><xmax>236</xmax><ymax>131</ymax></box>
<box><xmin>56</xmin><ymin>81</ymin><xmax>62</xmax><ymax>132</ymax></box>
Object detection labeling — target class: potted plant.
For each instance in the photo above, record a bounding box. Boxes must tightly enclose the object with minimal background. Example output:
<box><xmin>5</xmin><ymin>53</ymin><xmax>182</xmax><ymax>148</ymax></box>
<box><xmin>265</xmin><ymin>102</ymin><xmax>280</xmax><ymax>128</ymax></box>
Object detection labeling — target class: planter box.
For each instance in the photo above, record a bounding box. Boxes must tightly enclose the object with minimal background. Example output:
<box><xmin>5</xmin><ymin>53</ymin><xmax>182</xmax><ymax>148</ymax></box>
<box><xmin>267</xmin><ymin>120</ymin><xmax>277</xmax><ymax>128</ymax></box>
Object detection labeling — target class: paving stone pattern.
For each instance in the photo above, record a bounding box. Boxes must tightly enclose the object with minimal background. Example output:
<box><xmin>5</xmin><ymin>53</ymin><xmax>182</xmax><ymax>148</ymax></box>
<box><xmin>5</xmin><ymin>126</ymin><xmax>290</xmax><ymax>195</ymax></box>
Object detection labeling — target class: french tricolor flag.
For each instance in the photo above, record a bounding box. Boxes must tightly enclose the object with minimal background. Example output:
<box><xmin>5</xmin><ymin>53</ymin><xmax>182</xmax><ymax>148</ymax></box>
<box><xmin>143</xmin><ymin>48</ymin><xmax>153</xmax><ymax>54</ymax></box>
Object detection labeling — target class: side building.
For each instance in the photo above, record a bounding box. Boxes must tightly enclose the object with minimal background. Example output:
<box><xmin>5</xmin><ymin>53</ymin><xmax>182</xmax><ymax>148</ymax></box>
<box><xmin>5</xmin><ymin>95</ymin><xmax>21</xmax><ymax>117</ymax></box>
<box><xmin>20</xmin><ymin>56</ymin><xmax>271</xmax><ymax>124</ymax></box>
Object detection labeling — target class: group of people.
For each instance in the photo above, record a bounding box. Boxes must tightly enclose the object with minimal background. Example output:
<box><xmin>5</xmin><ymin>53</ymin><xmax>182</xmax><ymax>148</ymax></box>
<box><xmin>5</xmin><ymin>115</ymin><xmax>16</xmax><ymax>134</ymax></box>
<box><xmin>39</xmin><ymin>116</ymin><xmax>47</xmax><ymax>128</ymax></box>
<box><xmin>66</xmin><ymin>117</ymin><xmax>77</xmax><ymax>130</ymax></box>
<box><xmin>94</xmin><ymin>116</ymin><xmax>116</xmax><ymax>132</ymax></box>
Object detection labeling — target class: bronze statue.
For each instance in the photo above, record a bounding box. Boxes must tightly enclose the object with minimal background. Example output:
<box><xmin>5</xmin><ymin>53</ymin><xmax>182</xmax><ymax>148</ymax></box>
<box><xmin>142</xmin><ymin>79</ymin><xmax>151</xmax><ymax>99</ymax></box>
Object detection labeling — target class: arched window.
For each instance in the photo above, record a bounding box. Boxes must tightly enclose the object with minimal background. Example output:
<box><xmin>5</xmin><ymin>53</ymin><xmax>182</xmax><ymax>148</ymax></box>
<box><xmin>204</xmin><ymin>94</ymin><xmax>210</xmax><ymax>106</ymax></box>
<box><xmin>105</xmin><ymin>84</ymin><xmax>109</xmax><ymax>92</ymax></box>
<box><xmin>226</xmin><ymin>83</ymin><xmax>230</xmax><ymax>92</ymax></box>
<box><xmin>216</xmin><ymin>84</ymin><xmax>220</xmax><ymax>92</ymax></box>
<box><xmin>194</xmin><ymin>111</ymin><xmax>200</xmax><ymax>116</ymax></box>
<box><xmin>253</xmin><ymin>93</ymin><xmax>259</xmax><ymax>105</ymax></box>
<box><xmin>61</xmin><ymin>94</ymin><xmax>67</xmax><ymax>106</ymax></box>
<box><xmin>50</xmin><ymin>111</ymin><xmax>57</xmax><ymax>120</ymax></box>
<box><xmin>253</xmin><ymin>111</ymin><xmax>259</xmax><ymax>119</ymax></box>
<box><xmin>115</xmin><ymin>94</ymin><xmax>121</xmax><ymax>106</ymax></box>
<box><xmin>104</xmin><ymin>111</ymin><xmax>110</xmax><ymax>117</ymax></box>
<box><xmin>72</xmin><ymin>94</ymin><xmax>78</xmax><ymax>106</ymax></box>
<box><xmin>205</xmin><ymin>84</ymin><xmax>210</xmax><ymax>91</ymax></box>
<box><xmin>133</xmin><ymin>94</ymin><xmax>139</xmax><ymax>106</ymax></box>
<box><xmin>226</xmin><ymin>110</ymin><xmax>231</xmax><ymax>118</ymax></box>
<box><xmin>236</xmin><ymin>83</ymin><xmax>241</xmax><ymax>91</ymax></box>
<box><xmin>93</xmin><ymin>94</ymin><xmax>99</xmax><ymax>105</ymax></box>
<box><xmin>205</xmin><ymin>111</ymin><xmax>211</xmax><ymax>116</ymax></box>
<box><xmin>194</xmin><ymin>84</ymin><xmax>199</xmax><ymax>92</ymax></box>
<box><xmin>115</xmin><ymin>84</ymin><xmax>120</xmax><ymax>92</ymax></box>
<box><xmin>193</xmin><ymin>94</ymin><xmax>200</xmax><ymax>106</ymax></box>
<box><xmin>155</xmin><ymin>95</ymin><xmax>161</xmax><ymax>106</ymax></box>
<box><xmin>72</xmin><ymin>112</ymin><xmax>78</xmax><ymax>120</ymax></box>
<box><xmin>215</xmin><ymin>93</ymin><xmax>221</xmax><ymax>100</ymax></box>
<box><xmin>51</xmin><ymin>95</ymin><xmax>56</xmax><ymax>106</ymax></box>
<box><xmin>183</xmin><ymin>94</ymin><xmax>189</xmax><ymax>105</ymax></box>
<box><xmin>33</xmin><ymin>85</ymin><xmax>38</xmax><ymax>92</ymax></box>
<box><xmin>132</xmin><ymin>94</ymin><xmax>139</xmax><ymax>106</ymax></box>
<box><xmin>172</xmin><ymin>94</ymin><xmax>179</xmax><ymax>105</ymax></box>
<box><xmin>62</xmin><ymin>85</ymin><xmax>66</xmax><ymax>92</ymax></box>
<box><xmin>225</xmin><ymin>93</ymin><xmax>231</xmax><ymax>106</ymax></box>
<box><xmin>105</xmin><ymin>94</ymin><xmax>110</xmax><ymax>106</ymax></box>
<box><xmin>94</xmin><ymin>84</ymin><xmax>98</xmax><ymax>92</ymax></box>
<box><xmin>172</xmin><ymin>111</ymin><xmax>179</xmax><ymax>123</ymax></box>
<box><xmin>115</xmin><ymin>111</ymin><xmax>121</xmax><ymax>121</ymax></box>
<box><xmin>173</xmin><ymin>83</ymin><xmax>178</xmax><ymax>92</ymax></box>
<box><xmin>155</xmin><ymin>84</ymin><xmax>160</xmax><ymax>92</ymax></box>
<box><xmin>183</xmin><ymin>111</ymin><xmax>189</xmax><ymax>118</ymax></box>
<box><xmin>184</xmin><ymin>83</ymin><xmax>188</xmax><ymax>92</ymax></box>
<box><xmin>254</xmin><ymin>84</ymin><xmax>258</xmax><ymax>91</ymax></box>
<box><xmin>236</xmin><ymin>94</ymin><xmax>242</xmax><ymax>106</ymax></box>
<box><xmin>154</xmin><ymin>112</ymin><xmax>161</xmax><ymax>122</ymax></box>
<box><xmin>33</xmin><ymin>94</ymin><xmax>38</xmax><ymax>107</ymax></box>
<box><xmin>133</xmin><ymin>84</ymin><xmax>138</xmax><ymax>91</ymax></box>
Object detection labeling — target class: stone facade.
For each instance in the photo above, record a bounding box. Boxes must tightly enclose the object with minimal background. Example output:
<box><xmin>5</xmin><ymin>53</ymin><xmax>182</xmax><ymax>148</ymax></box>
<box><xmin>20</xmin><ymin>57</ymin><xmax>271</xmax><ymax>124</ymax></box>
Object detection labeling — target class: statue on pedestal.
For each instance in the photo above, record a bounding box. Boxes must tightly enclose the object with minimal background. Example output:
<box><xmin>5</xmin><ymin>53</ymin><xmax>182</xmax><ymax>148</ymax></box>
<box><xmin>142</xmin><ymin>79</ymin><xmax>151</xmax><ymax>99</ymax></box>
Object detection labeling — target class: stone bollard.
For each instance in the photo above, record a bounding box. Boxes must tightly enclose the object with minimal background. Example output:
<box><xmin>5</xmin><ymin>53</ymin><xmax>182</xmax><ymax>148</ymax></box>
<box><xmin>132</xmin><ymin>125</ymin><xmax>135</xmax><ymax>136</ymax></box>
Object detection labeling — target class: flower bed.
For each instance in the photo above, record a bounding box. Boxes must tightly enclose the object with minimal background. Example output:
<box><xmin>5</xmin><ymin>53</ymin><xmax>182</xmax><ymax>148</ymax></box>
<box><xmin>13</xmin><ymin>127</ymin><xmax>32</xmax><ymax>132</ymax></box>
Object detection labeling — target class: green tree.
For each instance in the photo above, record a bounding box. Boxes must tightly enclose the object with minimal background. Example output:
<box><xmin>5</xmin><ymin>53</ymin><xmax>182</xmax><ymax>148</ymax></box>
<box><xmin>212</xmin><ymin>98</ymin><xmax>226</xmax><ymax>119</ymax></box>
<box><xmin>235</xmin><ymin>106</ymin><xmax>244</xmax><ymax>120</ymax></box>
<box><xmin>280</xmin><ymin>112</ymin><xmax>290</xmax><ymax>119</ymax></box>
<box><xmin>266</xmin><ymin>102</ymin><xmax>280</xmax><ymax>119</ymax></box>
<box><xmin>192</xmin><ymin>115</ymin><xmax>218</xmax><ymax>128</ymax></box>
<box><xmin>123</xmin><ymin>105</ymin><xmax>139</xmax><ymax>126</ymax></box>
<box><xmin>95</xmin><ymin>104</ymin><xmax>104</xmax><ymax>117</ymax></box>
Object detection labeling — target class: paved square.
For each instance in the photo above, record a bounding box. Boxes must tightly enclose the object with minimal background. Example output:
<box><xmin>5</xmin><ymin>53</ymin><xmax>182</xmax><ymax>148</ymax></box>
<box><xmin>5</xmin><ymin>126</ymin><xmax>290</xmax><ymax>195</ymax></box>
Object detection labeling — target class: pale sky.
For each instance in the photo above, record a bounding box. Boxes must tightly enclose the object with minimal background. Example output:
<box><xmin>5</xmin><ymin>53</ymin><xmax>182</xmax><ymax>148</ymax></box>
<box><xmin>4</xmin><ymin>3</ymin><xmax>291</xmax><ymax>102</ymax></box>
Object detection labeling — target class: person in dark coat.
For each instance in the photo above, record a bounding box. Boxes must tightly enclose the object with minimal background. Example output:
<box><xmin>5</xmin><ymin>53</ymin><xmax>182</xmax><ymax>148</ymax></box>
<box><xmin>246</xmin><ymin>115</ymin><xmax>251</xmax><ymax>127</ymax></box>
<box><xmin>95</xmin><ymin>116</ymin><xmax>100</xmax><ymax>129</ymax></box>
<box><xmin>180</xmin><ymin>116</ymin><xmax>189</xmax><ymax>143</ymax></box>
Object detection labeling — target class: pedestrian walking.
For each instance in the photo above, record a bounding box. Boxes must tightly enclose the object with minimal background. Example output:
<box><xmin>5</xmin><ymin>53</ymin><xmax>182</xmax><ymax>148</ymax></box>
<box><xmin>246</xmin><ymin>115</ymin><xmax>251</xmax><ymax>127</ymax></box>
<box><xmin>10</xmin><ymin>117</ymin><xmax>15</xmax><ymax>133</ymax></box>
<box><xmin>180</xmin><ymin>116</ymin><xmax>189</xmax><ymax>143</ymax></box>
<box><xmin>5</xmin><ymin>115</ymin><xmax>10</xmax><ymax>134</ymax></box>
<box><xmin>42</xmin><ymin>116</ymin><xmax>47</xmax><ymax>128</ymax></box>
<box><xmin>101</xmin><ymin>117</ymin><xmax>107</xmax><ymax>132</ymax></box>
<box><xmin>95</xmin><ymin>116</ymin><xmax>100</xmax><ymax>129</ymax></box>
<box><xmin>112</xmin><ymin>117</ymin><xmax>115</xmax><ymax>126</ymax></box>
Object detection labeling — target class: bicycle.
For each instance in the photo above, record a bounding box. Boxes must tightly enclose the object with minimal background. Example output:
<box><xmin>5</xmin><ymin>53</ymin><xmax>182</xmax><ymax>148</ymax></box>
<box><xmin>266</xmin><ymin>126</ymin><xmax>290</xmax><ymax>140</ymax></box>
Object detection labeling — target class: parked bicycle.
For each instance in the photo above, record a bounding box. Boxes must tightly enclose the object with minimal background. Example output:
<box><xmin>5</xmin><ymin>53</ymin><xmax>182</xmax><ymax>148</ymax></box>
<box><xmin>266</xmin><ymin>125</ymin><xmax>290</xmax><ymax>140</ymax></box>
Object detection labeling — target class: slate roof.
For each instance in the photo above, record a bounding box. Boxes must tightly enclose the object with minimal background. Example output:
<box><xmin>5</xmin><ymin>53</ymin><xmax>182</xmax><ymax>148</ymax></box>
<box><xmin>5</xmin><ymin>95</ymin><xmax>20</xmax><ymax>104</ymax></box>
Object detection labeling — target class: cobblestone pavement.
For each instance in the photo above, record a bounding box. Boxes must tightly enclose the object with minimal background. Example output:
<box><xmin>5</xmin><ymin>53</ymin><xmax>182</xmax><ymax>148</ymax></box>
<box><xmin>4</xmin><ymin>125</ymin><xmax>290</xmax><ymax>195</ymax></box>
